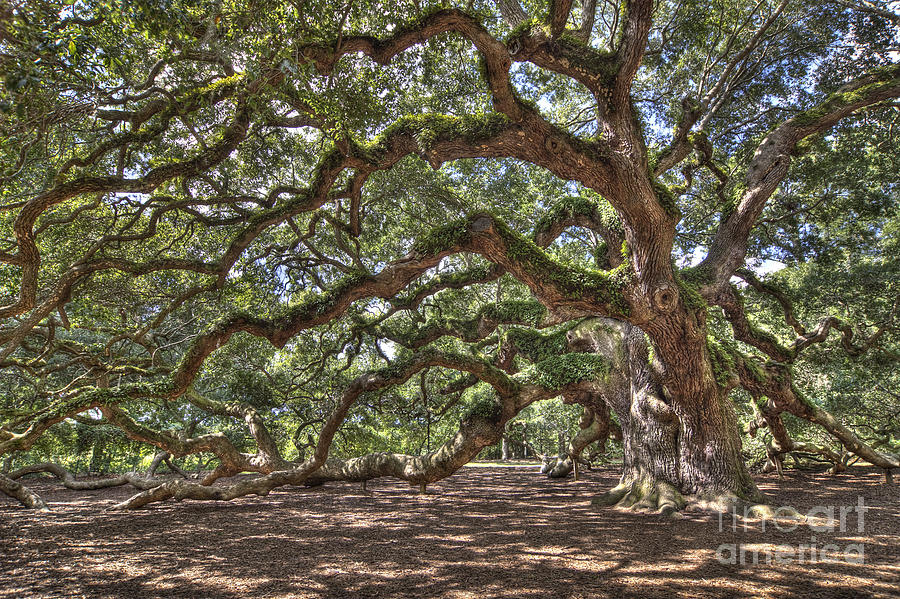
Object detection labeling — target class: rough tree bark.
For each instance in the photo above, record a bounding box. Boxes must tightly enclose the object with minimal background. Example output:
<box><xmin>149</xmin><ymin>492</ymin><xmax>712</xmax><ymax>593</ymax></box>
<box><xmin>566</xmin><ymin>319</ymin><xmax>764</xmax><ymax>514</ymax></box>
<box><xmin>0</xmin><ymin>472</ymin><xmax>49</xmax><ymax>511</ymax></box>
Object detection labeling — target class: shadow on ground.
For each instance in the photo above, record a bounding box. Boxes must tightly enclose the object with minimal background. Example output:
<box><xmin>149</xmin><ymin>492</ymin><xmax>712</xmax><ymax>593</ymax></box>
<box><xmin>1</xmin><ymin>465</ymin><xmax>897</xmax><ymax>598</ymax></box>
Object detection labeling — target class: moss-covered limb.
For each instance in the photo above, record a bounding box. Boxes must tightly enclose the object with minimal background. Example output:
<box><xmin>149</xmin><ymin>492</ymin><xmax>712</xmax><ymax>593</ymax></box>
<box><xmin>60</xmin><ymin>74</ymin><xmax>247</xmax><ymax>177</ymax></box>
<box><xmin>790</xmin><ymin>63</ymin><xmax>900</xmax><ymax>130</ymax></box>
<box><xmin>738</xmin><ymin>358</ymin><xmax>900</xmax><ymax>471</ymax></box>
<box><xmin>376</xmin><ymin>299</ymin><xmax>551</xmax><ymax>350</ymax></box>
<box><xmin>533</xmin><ymin>195</ymin><xmax>625</xmax><ymax>265</ymax></box>
<box><xmin>517</xmin><ymin>353</ymin><xmax>611</xmax><ymax>391</ymax></box>
<box><xmin>170</xmin><ymin>213</ymin><xmax>634</xmax><ymax>405</ymax></box>
<box><xmin>720</xmin><ymin>275</ymin><xmax>892</xmax><ymax>367</ymax></box>
<box><xmin>355</xmin><ymin>112</ymin><xmax>523</xmax><ymax>170</ymax></box>
<box><xmin>302</xmin><ymin>416</ymin><xmax>503</xmax><ymax>487</ymax></box>
<box><xmin>303</xmin><ymin>399</ymin><xmax>518</xmax><ymax>487</ymax></box>
<box><xmin>113</xmin><ymin>347</ymin><xmax>540</xmax><ymax>508</ymax></box>
<box><xmin>503</xmin><ymin>325</ymin><xmax>572</xmax><ymax>364</ymax></box>
<box><xmin>747</xmin><ymin>397</ymin><xmax>843</xmax><ymax>474</ymax></box>
<box><xmin>466</xmin><ymin>214</ymin><xmax>635</xmax><ymax>319</ymax></box>
<box><xmin>0</xmin><ymin>383</ymin><xmax>166</xmax><ymax>456</ymax></box>
<box><xmin>110</xmin><ymin>463</ymin><xmax>316</xmax><ymax>509</ymax></box>
<box><xmin>297</xmin><ymin>9</ymin><xmax>524</xmax><ymax>119</ymax></box>
<box><xmin>184</xmin><ymin>390</ymin><xmax>285</xmax><ymax>466</ymax></box>
<box><xmin>506</xmin><ymin>14</ymin><xmax>618</xmax><ymax>93</ymax></box>
<box><xmin>305</xmin><ymin>358</ymin><xmax>614</xmax><ymax>490</ymax></box>
<box><xmin>399</xmin><ymin>196</ymin><xmax>619</xmax><ymax>311</ymax></box>
<box><xmin>99</xmin><ymin>404</ymin><xmax>279</xmax><ymax>475</ymax></box>
<box><xmin>701</xmin><ymin>64</ymin><xmax>900</xmax><ymax>287</ymax></box>
<box><xmin>314</xmin><ymin>1</ymin><xmax>630</xmax><ymax>197</ymax></box>
<box><xmin>706</xmin><ymin>336</ymin><xmax>740</xmax><ymax>391</ymax></box>
<box><xmin>371</xmin><ymin>348</ymin><xmax>523</xmax><ymax>405</ymax></box>
<box><xmin>294</xmin><ymin>369</ymin><xmax>615</xmax><ymax>488</ymax></box>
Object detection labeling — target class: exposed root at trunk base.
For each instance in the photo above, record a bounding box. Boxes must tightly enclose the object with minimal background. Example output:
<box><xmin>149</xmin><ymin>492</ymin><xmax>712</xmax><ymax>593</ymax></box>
<box><xmin>591</xmin><ymin>479</ymin><xmax>686</xmax><ymax>516</ymax></box>
<box><xmin>591</xmin><ymin>479</ymin><xmax>802</xmax><ymax>520</ymax></box>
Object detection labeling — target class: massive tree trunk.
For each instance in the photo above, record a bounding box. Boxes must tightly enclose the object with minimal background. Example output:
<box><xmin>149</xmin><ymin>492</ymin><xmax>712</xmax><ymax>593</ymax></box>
<box><xmin>570</xmin><ymin>318</ymin><xmax>763</xmax><ymax>514</ymax></box>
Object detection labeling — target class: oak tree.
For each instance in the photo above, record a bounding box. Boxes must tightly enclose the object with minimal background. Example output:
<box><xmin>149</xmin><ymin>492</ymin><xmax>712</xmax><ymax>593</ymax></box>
<box><xmin>1</xmin><ymin>0</ymin><xmax>898</xmax><ymax>512</ymax></box>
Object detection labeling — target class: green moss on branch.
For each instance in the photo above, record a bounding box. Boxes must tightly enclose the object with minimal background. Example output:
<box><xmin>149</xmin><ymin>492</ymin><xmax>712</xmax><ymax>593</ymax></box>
<box><xmin>519</xmin><ymin>353</ymin><xmax>610</xmax><ymax>390</ymax></box>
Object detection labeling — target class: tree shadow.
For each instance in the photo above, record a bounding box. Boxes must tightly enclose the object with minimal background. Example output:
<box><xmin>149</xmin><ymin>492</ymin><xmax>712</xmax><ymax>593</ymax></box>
<box><xmin>1</xmin><ymin>466</ymin><xmax>897</xmax><ymax>598</ymax></box>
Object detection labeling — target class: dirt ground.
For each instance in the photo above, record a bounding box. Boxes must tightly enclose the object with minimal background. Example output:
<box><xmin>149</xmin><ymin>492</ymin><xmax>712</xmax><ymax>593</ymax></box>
<box><xmin>1</xmin><ymin>465</ymin><xmax>897</xmax><ymax>598</ymax></box>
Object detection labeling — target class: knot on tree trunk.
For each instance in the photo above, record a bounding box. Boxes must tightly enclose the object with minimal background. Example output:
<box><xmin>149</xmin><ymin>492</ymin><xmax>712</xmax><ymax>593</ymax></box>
<box><xmin>651</xmin><ymin>283</ymin><xmax>679</xmax><ymax>313</ymax></box>
<box><xmin>544</xmin><ymin>136</ymin><xmax>563</xmax><ymax>155</ymax></box>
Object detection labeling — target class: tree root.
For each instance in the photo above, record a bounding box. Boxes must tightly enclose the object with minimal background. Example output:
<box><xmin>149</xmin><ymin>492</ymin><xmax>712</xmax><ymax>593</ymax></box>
<box><xmin>592</xmin><ymin>478</ymin><xmax>686</xmax><ymax>516</ymax></box>
<box><xmin>591</xmin><ymin>478</ymin><xmax>804</xmax><ymax>520</ymax></box>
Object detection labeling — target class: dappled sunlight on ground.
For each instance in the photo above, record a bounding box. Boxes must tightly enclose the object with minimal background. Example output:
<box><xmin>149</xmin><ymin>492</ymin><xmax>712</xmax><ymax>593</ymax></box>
<box><xmin>1</xmin><ymin>466</ymin><xmax>897</xmax><ymax>598</ymax></box>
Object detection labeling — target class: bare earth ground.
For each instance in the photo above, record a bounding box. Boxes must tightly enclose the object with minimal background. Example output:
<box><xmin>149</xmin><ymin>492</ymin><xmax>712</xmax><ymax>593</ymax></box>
<box><xmin>1</xmin><ymin>465</ymin><xmax>897</xmax><ymax>599</ymax></box>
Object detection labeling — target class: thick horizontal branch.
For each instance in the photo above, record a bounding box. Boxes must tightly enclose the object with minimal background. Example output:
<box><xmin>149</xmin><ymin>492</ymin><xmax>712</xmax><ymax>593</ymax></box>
<box><xmin>111</xmin><ymin>345</ymin><xmax>578</xmax><ymax>508</ymax></box>
<box><xmin>168</xmin><ymin>213</ymin><xmax>635</xmax><ymax>399</ymax></box>
<box><xmin>8</xmin><ymin>462</ymin><xmax>162</xmax><ymax>491</ymax></box>
<box><xmin>0</xmin><ymin>472</ymin><xmax>49</xmax><ymax>510</ymax></box>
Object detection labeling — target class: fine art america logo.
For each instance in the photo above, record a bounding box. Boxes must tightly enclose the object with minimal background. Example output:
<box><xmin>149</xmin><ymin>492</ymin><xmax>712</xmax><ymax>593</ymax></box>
<box><xmin>715</xmin><ymin>497</ymin><xmax>869</xmax><ymax>565</ymax></box>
